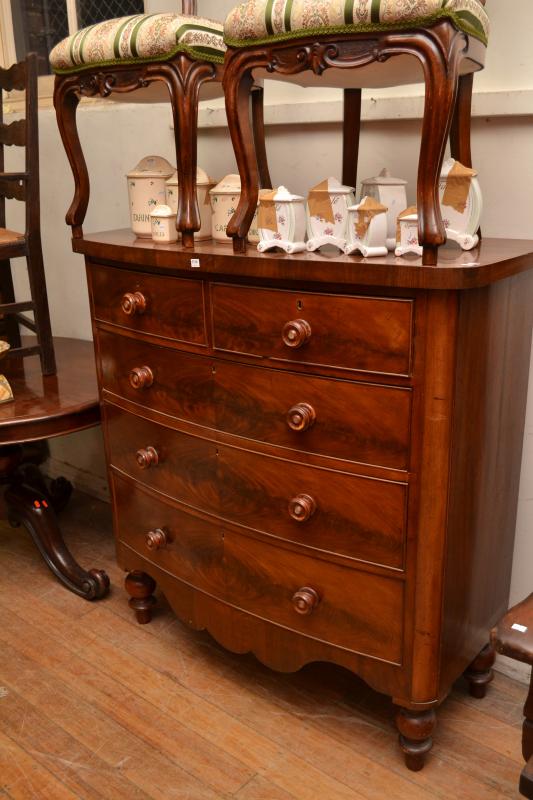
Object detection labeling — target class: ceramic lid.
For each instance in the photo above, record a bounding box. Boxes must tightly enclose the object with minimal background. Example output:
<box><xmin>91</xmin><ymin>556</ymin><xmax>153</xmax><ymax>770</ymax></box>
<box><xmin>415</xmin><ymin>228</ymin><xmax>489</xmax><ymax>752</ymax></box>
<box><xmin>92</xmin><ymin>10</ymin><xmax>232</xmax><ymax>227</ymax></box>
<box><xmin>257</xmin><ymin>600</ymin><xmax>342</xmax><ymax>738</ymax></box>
<box><xmin>348</xmin><ymin>196</ymin><xmax>388</xmax><ymax>213</ymax></box>
<box><xmin>440</xmin><ymin>157</ymin><xmax>478</xmax><ymax>178</ymax></box>
<box><xmin>210</xmin><ymin>174</ymin><xmax>242</xmax><ymax>195</ymax></box>
<box><xmin>127</xmin><ymin>155</ymin><xmax>175</xmax><ymax>179</ymax></box>
<box><xmin>308</xmin><ymin>177</ymin><xmax>354</xmax><ymax>195</ymax></box>
<box><xmin>166</xmin><ymin>166</ymin><xmax>214</xmax><ymax>187</ymax></box>
<box><xmin>150</xmin><ymin>204</ymin><xmax>176</xmax><ymax>218</ymax></box>
<box><xmin>260</xmin><ymin>186</ymin><xmax>304</xmax><ymax>204</ymax></box>
<box><xmin>398</xmin><ymin>205</ymin><xmax>418</xmax><ymax>221</ymax></box>
<box><xmin>361</xmin><ymin>167</ymin><xmax>407</xmax><ymax>186</ymax></box>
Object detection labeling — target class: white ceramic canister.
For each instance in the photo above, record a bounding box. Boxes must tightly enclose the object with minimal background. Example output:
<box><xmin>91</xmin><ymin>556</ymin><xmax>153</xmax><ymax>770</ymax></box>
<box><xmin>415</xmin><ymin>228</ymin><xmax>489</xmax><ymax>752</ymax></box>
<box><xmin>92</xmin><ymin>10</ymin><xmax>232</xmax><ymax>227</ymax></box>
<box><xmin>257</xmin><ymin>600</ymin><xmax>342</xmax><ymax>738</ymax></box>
<box><xmin>127</xmin><ymin>155</ymin><xmax>175</xmax><ymax>238</ymax></box>
<box><xmin>150</xmin><ymin>204</ymin><xmax>178</xmax><ymax>244</ymax></box>
<box><xmin>360</xmin><ymin>168</ymin><xmax>408</xmax><ymax>252</ymax></box>
<box><xmin>438</xmin><ymin>158</ymin><xmax>482</xmax><ymax>251</ymax></box>
<box><xmin>395</xmin><ymin>206</ymin><xmax>423</xmax><ymax>257</ymax></box>
<box><xmin>344</xmin><ymin>196</ymin><xmax>388</xmax><ymax>257</ymax></box>
<box><xmin>257</xmin><ymin>186</ymin><xmax>306</xmax><ymax>254</ymax></box>
<box><xmin>165</xmin><ymin>166</ymin><xmax>215</xmax><ymax>241</ymax></box>
<box><xmin>209</xmin><ymin>174</ymin><xmax>262</xmax><ymax>244</ymax></box>
<box><xmin>306</xmin><ymin>177</ymin><xmax>355</xmax><ymax>252</ymax></box>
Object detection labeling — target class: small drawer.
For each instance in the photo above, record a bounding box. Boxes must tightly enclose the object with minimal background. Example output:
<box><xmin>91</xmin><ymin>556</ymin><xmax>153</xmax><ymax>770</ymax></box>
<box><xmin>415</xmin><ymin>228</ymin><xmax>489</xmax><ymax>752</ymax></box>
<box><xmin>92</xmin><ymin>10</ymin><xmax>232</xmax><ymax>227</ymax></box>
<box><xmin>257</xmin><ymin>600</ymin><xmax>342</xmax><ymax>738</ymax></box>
<box><xmin>211</xmin><ymin>285</ymin><xmax>413</xmax><ymax>377</ymax></box>
<box><xmin>218</xmin><ymin>445</ymin><xmax>407</xmax><ymax>571</ymax></box>
<box><xmin>215</xmin><ymin>361</ymin><xmax>411</xmax><ymax>470</ymax></box>
<box><xmin>113</xmin><ymin>476</ymin><xmax>403</xmax><ymax>663</ymax></box>
<box><xmin>97</xmin><ymin>330</ymin><xmax>214</xmax><ymax>425</ymax></box>
<box><xmin>89</xmin><ymin>263</ymin><xmax>206</xmax><ymax>345</ymax></box>
<box><xmin>105</xmin><ymin>404</ymin><xmax>218</xmax><ymax>513</ymax></box>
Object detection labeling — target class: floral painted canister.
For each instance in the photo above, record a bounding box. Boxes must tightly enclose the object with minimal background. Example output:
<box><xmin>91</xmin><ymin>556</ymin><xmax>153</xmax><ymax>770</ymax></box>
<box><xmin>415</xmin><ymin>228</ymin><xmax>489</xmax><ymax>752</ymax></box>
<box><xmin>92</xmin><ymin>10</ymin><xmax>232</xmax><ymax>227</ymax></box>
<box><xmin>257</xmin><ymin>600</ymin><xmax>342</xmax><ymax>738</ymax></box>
<box><xmin>150</xmin><ymin>204</ymin><xmax>178</xmax><ymax>244</ymax></box>
<box><xmin>344</xmin><ymin>196</ymin><xmax>388</xmax><ymax>258</ymax></box>
<box><xmin>209</xmin><ymin>174</ymin><xmax>262</xmax><ymax>244</ymax></box>
<box><xmin>257</xmin><ymin>186</ymin><xmax>306</xmax><ymax>254</ymax></box>
<box><xmin>306</xmin><ymin>177</ymin><xmax>355</xmax><ymax>252</ymax></box>
<box><xmin>360</xmin><ymin>168</ymin><xmax>407</xmax><ymax>251</ymax></box>
<box><xmin>166</xmin><ymin>166</ymin><xmax>215</xmax><ymax>241</ymax></box>
<box><xmin>395</xmin><ymin>206</ymin><xmax>422</xmax><ymax>257</ymax></box>
<box><xmin>127</xmin><ymin>156</ymin><xmax>175</xmax><ymax>238</ymax></box>
<box><xmin>439</xmin><ymin>158</ymin><xmax>482</xmax><ymax>251</ymax></box>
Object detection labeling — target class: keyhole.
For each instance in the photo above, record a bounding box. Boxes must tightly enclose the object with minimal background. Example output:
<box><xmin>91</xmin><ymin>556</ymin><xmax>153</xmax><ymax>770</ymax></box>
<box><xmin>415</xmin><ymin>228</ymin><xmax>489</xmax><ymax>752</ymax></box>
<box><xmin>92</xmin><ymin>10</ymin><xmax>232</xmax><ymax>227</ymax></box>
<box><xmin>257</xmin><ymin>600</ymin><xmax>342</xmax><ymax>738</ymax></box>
<box><xmin>297</xmin><ymin>300</ymin><xmax>303</xmax><ymax>311</ymax></box>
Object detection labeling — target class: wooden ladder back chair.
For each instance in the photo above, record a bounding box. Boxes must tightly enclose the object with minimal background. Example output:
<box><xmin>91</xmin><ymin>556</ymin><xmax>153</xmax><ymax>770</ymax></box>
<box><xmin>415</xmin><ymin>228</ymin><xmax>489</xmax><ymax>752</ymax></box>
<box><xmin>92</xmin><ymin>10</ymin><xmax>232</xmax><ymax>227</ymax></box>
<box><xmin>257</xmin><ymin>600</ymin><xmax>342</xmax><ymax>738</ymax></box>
<box><xmin>0</xmin><ymin>52</ymin><xmax>55</xmax><ymax>375</ymax></box>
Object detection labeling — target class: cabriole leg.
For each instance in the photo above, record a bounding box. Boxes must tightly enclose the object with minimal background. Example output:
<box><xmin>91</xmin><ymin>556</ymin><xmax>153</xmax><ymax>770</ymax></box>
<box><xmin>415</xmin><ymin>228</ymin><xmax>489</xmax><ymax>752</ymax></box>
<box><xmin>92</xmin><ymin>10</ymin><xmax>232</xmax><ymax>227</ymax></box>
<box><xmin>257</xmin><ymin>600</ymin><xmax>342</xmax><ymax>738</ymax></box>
<box><xmin>251</xmin><ymin>85</ymin><xmax>272</xmax><ymax>190</ymax></box>
<box><xmin>53</xmin><ymin>77</ymin><xmax>89</xmax><ymax>238</ymax></box>
<box><xmin>125</xmin><ymin>570</ymin><xmax>156</xmax><ymax>624</ymax></box>
<box><xmin>396</xmin><ymin>707</ymin><xmax>437</xmax><ymax>771</ymax></box>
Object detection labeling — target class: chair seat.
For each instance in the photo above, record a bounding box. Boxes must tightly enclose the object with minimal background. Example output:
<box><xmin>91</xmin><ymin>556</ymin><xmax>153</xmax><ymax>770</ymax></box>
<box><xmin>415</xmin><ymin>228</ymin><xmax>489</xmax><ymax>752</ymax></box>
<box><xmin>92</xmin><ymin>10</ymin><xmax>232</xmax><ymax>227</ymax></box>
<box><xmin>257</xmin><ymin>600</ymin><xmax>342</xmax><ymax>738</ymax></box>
<box><xmin>224</xmin><ymin>0</ymin><xmax>489</xmax><ymax>48</ymax></box>
<box><xmin>50</xmin><ymin>13</ymin><xmax>226</xmax><ymax>74</ymax></box>
<box><xmin>0</xmin><ymin>228</ymin><xmax>24</xmax><ymax>246</ymax></box>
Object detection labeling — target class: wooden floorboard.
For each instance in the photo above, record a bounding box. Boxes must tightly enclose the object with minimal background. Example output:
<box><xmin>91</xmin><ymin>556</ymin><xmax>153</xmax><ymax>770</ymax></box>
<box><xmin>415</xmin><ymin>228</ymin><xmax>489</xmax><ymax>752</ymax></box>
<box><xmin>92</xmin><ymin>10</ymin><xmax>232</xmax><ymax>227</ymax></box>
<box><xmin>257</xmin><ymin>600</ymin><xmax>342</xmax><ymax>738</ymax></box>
<box><xmin>0</xmin><ymin>492</ymin><xmax>527</xmax><ymax>799</ymax></box>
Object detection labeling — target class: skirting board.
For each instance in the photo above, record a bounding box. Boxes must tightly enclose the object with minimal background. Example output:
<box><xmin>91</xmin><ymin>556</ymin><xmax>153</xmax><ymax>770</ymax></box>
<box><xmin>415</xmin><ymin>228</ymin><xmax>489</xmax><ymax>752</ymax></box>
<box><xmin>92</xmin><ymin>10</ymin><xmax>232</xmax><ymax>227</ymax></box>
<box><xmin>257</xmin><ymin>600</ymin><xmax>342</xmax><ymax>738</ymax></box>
<box><xmin>44</xmin><ymin>456</ymin><xmax>110</xmax><ymax>504</ymax></box>
<box><xmin>495</xmin><ymin>655</ymin><xmax>530</xmax><ymax>686</ymax></box>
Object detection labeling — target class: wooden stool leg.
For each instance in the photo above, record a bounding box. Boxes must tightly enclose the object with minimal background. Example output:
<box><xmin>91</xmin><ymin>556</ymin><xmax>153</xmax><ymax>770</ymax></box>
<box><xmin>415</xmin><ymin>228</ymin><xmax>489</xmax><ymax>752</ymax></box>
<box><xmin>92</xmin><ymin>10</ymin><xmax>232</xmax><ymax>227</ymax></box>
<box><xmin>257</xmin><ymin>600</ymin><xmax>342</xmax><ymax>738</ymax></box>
<box><xmin>450</xmin><ymin>73</ymin><xmax>481</xmax><ymax>240</ymax></box>
<box><xmin>396</xmin><ymin>707</ymin><xmax>437</xmax><ymax>772</ymax></box>
<box><xmin>53</xmin><ymin>77</ymin><xmax>89</xmax><ymax>238</ymax></box>
<box><xmin>342</xmin><ymin>88</ymin><xmax>362</xmax><ymax>191</ymax></box>
<box><xmin>464</xmin><ymin>643</ymin><xmax>495</xmax><ymax>698</ymax></box>
<box><xmin>251</xmin><ymin>85</ymin><xmax>272</xmax><ymax>190</ymax></box>
<box><xmin>125</xmin><ymin>570</ymin><xmax>156</xmax><ymax>624</ymax></box>
<box><xmin>520</xmin><ymin>758</ymin><xmax>533</xmax><ymax>800</ymax></box>
<box><xmin>224</xmin><ymin>57</ymin><xmax>258</xmax><ymax>254</ymax></box>
<box><xmin>523</xmin><ymin>670</ymin><xmax>533</xmax><ymax>762</ymax></box>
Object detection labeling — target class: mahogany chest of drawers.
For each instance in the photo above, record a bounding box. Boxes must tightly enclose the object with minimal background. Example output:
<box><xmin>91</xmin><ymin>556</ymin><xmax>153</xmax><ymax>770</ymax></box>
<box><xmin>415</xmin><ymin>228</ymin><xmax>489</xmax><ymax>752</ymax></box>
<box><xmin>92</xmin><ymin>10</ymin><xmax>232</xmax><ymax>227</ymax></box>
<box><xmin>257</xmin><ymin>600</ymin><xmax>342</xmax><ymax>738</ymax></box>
<box><xmin>79</xmin><ymin>232</ymin><xmax>533</xmax><ymax>770</ymax></box>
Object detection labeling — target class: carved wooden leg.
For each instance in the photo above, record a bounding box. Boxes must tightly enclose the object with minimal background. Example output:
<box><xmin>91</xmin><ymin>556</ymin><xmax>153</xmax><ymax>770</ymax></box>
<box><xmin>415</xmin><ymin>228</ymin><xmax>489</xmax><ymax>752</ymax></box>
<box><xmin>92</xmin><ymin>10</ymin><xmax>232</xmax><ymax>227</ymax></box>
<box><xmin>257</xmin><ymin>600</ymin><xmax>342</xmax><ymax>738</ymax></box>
<box><xmin>342</xmin><ymin>88</ymin><xmax>362</xmax><ymax>190</ymax></box>
<box><xmin>396</xmin><ymin>707</ymin><xmax>437</xmax><ymax>772</ymax></box>
<box><xmin>520</xmin><ymin>758</ymin><xmax>533</xmax><ymax>800</ymax></box>
<box><xmin>4</xmin><ymin>479</ymin><xmax>109</xmax><ymax>600</ymax></box>
<box><xmin>53</xmin><ymin>76</ymin><xmax>90</xmax><ymax>239</ymax></box>
<box><xmin>450</xmin><ymin>73</ymin><xmax>481</xmax><ymax>240</ymax></box>
<box><xmin>464</xmin><ymin>643</ymin><xmax>495</xmax><ymax>698</ymax></box>
<box><xmin>224</xmin><ymin>54</ymin><xmax>259</xmax><ymax>253</ymax></box>
<box><xmin>125</xmin><ymin>570</ymin><xmax>156</xmax><ymax>624</ymax></box>
<box><xmin>251</xmin><ymin>85</ymin><xmax>272</xmax><ymax>190</ymax></box>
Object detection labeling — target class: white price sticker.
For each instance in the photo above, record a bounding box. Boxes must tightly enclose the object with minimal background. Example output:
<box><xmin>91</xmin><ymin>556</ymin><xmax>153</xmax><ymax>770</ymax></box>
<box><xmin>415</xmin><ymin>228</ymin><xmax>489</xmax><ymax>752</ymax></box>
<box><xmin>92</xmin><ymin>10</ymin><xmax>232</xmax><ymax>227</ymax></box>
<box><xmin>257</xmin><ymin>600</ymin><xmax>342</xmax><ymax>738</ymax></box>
<box><xmin>511</xmin><ymin>623</ymin><xmax>528</xmax><ymax>633</ymax></box>
<box><xmin>190</xmin><ymin>258</ymin><xmax>201</xmax><ymax>269</ymax></box>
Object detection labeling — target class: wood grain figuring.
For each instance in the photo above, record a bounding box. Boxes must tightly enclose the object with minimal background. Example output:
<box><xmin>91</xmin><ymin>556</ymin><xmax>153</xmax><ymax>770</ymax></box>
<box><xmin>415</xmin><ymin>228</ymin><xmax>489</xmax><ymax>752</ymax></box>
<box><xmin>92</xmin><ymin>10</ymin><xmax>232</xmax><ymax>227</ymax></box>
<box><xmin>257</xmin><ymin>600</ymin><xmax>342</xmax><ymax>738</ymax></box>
<box><xmin>89</xmin><ymin>263</ymin><xmax>207</xmax><ymax>346</ymax></box>
<box><xmin>211</xmin><ymin>284</ymin><xmax>414</xmax><ymax>377</ymax></box>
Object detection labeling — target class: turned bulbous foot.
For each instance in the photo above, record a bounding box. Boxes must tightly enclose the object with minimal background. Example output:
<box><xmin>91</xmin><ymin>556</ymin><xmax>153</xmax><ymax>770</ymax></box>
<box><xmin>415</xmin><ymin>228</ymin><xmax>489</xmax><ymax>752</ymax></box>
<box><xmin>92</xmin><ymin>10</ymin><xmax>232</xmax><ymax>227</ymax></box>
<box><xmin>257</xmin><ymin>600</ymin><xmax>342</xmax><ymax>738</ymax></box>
<box><xmin>125</xmin><ymin>570</ymin><xmax>156</xmax><ymax>624</ymax></box>
<box><xmin>396</xmin><ymin>708</ymin><xmax>437</xmax><ymax>771</ymax></box>
<box><xmin>464</xmin><ymin>644</ymin><xmax>495</xmax><ymax>699</ymax></box>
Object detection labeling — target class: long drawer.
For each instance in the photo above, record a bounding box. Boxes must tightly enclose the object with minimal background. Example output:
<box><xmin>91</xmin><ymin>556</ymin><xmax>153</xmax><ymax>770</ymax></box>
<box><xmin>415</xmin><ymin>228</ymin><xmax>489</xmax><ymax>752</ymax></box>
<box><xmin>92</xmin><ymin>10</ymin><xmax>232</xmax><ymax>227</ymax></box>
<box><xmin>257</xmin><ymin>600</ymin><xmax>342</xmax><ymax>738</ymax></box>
<box><xmin>113</xmin><ymin>476</ymin><xmax>404</xmax><ymax>664</ymax></box>
<box><xmin>211</xmin><ymin>284</ymin><xmax>414</xmax><ymax>377</ymax></box>
<box><xmin>98</xmin><ymin>330</ymin><xmax>411</xmax><ymax>470</ymax></box>
<box><xmin>89</xmin><ymin>263</ymin><xmax>207</xmax><ymax>345</ymax></box>
<box><xmin>105</xmin><ymin>406</ymin><xmax>407</xmax><ymax>570</ymax></box>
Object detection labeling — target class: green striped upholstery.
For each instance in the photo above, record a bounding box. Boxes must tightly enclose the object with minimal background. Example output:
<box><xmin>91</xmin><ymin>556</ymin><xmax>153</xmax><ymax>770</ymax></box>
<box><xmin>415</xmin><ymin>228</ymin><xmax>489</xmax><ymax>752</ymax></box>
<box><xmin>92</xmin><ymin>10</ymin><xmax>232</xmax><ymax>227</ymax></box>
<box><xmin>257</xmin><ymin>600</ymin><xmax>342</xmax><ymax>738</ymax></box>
<box><xmin>224</xmin><ymin>0</ymin><xmax>489</xmax><ymax>47</ymax></box>
<box><xmin>50</xmin><ymin>13</ymin><xmax>226</xmax><ymax>73</ymax></box>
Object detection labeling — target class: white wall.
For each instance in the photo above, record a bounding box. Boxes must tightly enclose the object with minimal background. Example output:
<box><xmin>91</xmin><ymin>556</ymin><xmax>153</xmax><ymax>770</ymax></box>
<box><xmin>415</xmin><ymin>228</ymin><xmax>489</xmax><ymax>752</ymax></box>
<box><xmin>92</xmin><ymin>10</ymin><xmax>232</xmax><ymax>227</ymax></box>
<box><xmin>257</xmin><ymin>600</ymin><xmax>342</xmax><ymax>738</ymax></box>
<box><xmin>2</xmin><ymin>0</ymin><xmax>532</xmax><ymax>674</ymax></box>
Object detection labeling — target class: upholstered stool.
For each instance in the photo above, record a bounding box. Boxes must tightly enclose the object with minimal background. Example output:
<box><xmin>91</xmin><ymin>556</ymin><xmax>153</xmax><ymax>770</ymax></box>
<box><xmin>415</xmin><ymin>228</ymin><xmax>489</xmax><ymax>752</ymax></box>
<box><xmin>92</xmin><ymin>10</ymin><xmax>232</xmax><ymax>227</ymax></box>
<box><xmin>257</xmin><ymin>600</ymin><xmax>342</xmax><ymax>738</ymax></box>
<box><xmin>491</xmin><ymin>594</ymin><xmax>533</xmax><ymax>798</ymax></box>
<box><xmin>222</xmin><ymin>0</ymin><xmax>489</xmax><ymax>263</ymax></box>
<box><xmin>51</xmin><ymin>3</ymin><xmax>270</xmax><ymax>247</ymax></box>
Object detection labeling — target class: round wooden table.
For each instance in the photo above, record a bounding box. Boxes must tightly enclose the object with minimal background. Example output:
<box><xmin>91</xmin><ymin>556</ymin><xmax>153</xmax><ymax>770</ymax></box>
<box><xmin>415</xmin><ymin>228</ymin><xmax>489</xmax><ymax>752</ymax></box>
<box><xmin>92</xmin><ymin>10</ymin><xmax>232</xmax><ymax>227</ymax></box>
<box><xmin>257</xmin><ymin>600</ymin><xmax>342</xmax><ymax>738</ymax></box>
<box><xmin>0</xmin><ymin>337</ymin><xmax>109</xmax><ymax>599</ymax></box>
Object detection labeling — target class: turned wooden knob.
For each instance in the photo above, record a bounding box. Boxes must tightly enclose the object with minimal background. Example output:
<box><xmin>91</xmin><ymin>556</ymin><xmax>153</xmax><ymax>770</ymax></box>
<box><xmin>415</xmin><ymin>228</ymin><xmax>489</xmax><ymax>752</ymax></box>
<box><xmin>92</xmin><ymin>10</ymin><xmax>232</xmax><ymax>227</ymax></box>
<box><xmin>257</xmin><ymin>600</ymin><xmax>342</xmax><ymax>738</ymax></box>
<box><xmin>282</xmin><ymin>319</ymin><xmax>312</xmax><ymax>349</ymax></box>
<box><xmin>287</xmin><ymin>403</ymin><xmax>316</xmax><ymax>432</ymax></box>
<box><xmin>136</xmin><ymin>446</ymin><xmax>159</xmax><ymax>469</ymax></box>
<box><xmin>288</xmin><ymin>494</ymin><xmax>316</xmax><ymax>522</ymax></box>
<box><xmin>292</xmin><ymin>587</ymin><xmax>320</xmax><ymax>616</ymax></box>
<box><xmin>145</xmin><ymin>528</ymin><xmax>168</xmax><ymax>551</ymax></box>
<box><xmin>121</xmin><ymin>291</ymin><xmax>147</xmax><ymax>316</ymax></box>
<box><xmin>129</xmin><ymin>365</ymin><xmax>154</xmax><ymax>390</ymax></box>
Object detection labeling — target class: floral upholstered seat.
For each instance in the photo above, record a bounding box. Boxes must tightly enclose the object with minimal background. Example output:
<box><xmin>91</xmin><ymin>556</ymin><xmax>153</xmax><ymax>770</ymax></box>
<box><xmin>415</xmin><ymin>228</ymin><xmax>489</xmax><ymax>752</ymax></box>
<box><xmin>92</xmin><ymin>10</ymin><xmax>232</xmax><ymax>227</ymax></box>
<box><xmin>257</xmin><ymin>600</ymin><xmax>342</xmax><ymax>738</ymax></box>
<box><xmin>224</xmin><ymin>0</ymin><xmax>489</xmax><ymax>48</ymax></box>
<box><xmin>50</xmin><ymin>13</ymin><xmax>226</xmax><ymax>73</ymax></box>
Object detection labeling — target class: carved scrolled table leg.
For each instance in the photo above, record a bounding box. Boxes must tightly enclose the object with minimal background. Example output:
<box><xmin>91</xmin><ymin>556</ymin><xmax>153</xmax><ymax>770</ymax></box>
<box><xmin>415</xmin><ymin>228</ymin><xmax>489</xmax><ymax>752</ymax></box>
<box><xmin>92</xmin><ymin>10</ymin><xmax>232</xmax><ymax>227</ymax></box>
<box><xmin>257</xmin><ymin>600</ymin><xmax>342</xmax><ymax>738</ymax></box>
<box><xmin>396</xmin><ymin>707</ymin><xmax>437</xmax><ymax>771</ymax></box>
<box><xmin>464</xmin><ymin>643</ymin><xmax>495</xmax><ymax>699</ymax></box>
<box><xmin>125</xmin><ymin>570</ymin><xmax>156</xmax><ymax>624</ymax></box>
<box><xmin>4</xmin><ymin>479</ymin><xmax>109</xmax><ymax>600</ymax></box>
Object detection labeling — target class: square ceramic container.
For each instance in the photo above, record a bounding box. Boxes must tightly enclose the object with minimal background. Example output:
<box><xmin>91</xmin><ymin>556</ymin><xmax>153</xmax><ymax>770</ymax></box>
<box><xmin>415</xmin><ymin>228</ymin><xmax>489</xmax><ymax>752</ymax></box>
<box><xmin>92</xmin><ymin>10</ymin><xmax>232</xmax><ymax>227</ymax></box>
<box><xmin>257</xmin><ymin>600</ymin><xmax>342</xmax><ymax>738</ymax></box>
<box><xmin>150</xmin><ymin>204</ymin><xmax>178</xmax><ymax>244</ymax></box>
<box><xmin>127</xmin><ymin>155</ymin><xmax>175</xmax><ymax>238</ymax></box>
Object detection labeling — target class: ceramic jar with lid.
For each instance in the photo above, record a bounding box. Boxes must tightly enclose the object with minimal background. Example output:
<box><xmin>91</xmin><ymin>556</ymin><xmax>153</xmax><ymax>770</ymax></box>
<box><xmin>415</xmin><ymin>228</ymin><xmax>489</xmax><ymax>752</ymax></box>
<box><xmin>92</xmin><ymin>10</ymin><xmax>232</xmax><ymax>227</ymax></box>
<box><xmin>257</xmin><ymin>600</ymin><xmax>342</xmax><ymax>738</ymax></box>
<box><xmin>344</xmin><ymin>196</ymin><xmax>388</xmax><ymax>257</ymax></box>
<box><xmin>150</xmin><ymin>204</ymin><xmax>178</xmax><ymax>244</ymax></box>
<box><xmin>395</xmin><ymin>206</ymin><xmax>423</xmax><ymax>257</ymax></box>
<box><xmin>439</xmin><ymin>158</ymin><xmax>482</xmax><ymax>251</ymax></box>
<box><xmin>127</xmin><ymin>155</ymin><xmax>175</xmax><ymax>238</ymax></box>
<box><xmin>257</xmin><ymin>186</ymin><xmax>306</xmax><ymax>254</ymax></box>
<box><xmin>166</xmin><ymin>166</ymin><xmax>215</xmax><ymax>241</ymax></box>
<box><xmin>360</xmin><ymin>168</ymin><xmax>408</xmax><ymax>252</ymax></box>
<box><xmin>209</xmin><ymin>174</ymin><xmax>262</xmax><ymax>244</ymax></box>
<box><xmin>306</xmin><ymin>177</ymin><xmax>355</xmax><ymax>252</ymax></box>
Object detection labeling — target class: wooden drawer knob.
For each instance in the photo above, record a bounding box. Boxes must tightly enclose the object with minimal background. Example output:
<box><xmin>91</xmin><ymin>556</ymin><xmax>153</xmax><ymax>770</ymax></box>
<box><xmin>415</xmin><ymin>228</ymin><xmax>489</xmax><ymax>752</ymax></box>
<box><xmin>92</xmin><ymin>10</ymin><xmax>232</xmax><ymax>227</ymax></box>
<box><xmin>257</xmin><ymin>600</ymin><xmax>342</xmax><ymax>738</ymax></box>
<box><xmin>287</xmin><ymin>403</ymin><xmax>316</xmax><ymax>432</ymax></box>
<box><xmin>136</xmin><ymin>446</ymin><xmax>159</xmax><ymax>469</ymax></box>
<box><xmin>122</xmin><ymin>291</ymin><xmax>147</xmax><ymax>316</ymax></box>
<box><xmin>129</xmin><ymin>365</ymin><xmax>154</xmax><ymax>390</ymax></box>
<box><xmin>292</xmin><ymin>587</ymin><xmax>320</xmax><ymax>616</ymax></box>
<box><xmin>282</xmin><ymin>319</ymin><xmax>311</xmax><ymax>349</ymax></box>
<box><xmin>288</xmin><ymin>494</ymin><xmax>316</xmax><ymax>523</ymax></box>
<box><xmin>145</xmin><ymin>528</ymin><xmax>168</xmax><ymax>551</ymax></box>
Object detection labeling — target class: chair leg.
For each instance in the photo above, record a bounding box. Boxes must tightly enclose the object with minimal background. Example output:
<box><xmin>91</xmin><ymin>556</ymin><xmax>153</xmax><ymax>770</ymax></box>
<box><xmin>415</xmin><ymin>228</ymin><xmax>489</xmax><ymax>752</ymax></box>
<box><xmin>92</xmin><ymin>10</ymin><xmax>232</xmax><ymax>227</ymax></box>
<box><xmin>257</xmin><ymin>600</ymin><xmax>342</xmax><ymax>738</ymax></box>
<box><xmin>251</xmin><ymin>86</ymin><xmax>272</xmax><ymax>190</ymax></box>
<box><xmin>524</xmin><ymin>670</ymin><xmax>533</xmax><ymax>762</ymax></box>
<box><xmin>417</xmin><ymin>49</ymin><xmax>460</xmax><ymax>266</ymax></box>
<box><xmin>342</xmin><ymin>88</ymin><xmax>362</xmax><ymax>191</ymax></box>
<box><xmin>53</xmin><ymin>77</ymin><xmax>89</xmax><ymax>239</ymax></box>
<box><xmin>26</xmin><ymin>234</ymin><xmax>56</xmax><ymax>375</ymax></box>
<box><xmin>450</xmin><ymin>73</ymin><xmax>481</xmax><ymax>239</ymax></box>
<box><xmin>224</xmin><ymin>62</ymin><xmax>258</xmax><ymax>254</ymax></box>
<box><xmin>0</xmin><ymin>258</ymin><xmax>21</xmax><ymax>348</ymax></box>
